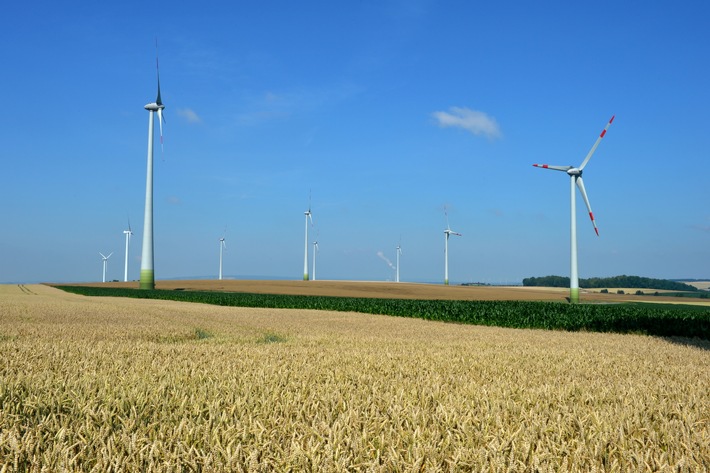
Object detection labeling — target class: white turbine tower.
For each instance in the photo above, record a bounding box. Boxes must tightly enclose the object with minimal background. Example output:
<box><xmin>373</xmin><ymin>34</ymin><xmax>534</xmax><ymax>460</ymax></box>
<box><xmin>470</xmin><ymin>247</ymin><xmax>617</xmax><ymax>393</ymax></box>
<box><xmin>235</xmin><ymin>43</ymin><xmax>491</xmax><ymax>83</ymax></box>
<box><xmin>312</xmin><ymin>238</ymin><xmax>319</xmax><ymax>281</ymax></box>
<box><xmin>218</xmin><ymin>236</ymin><xmax>226</xmax><ymax>280</ymax></box>
<box><xmin>303</xmin><ymin>200</ymin><xmax>313</xmax><ymax>281</ymax></box>
<box><xmin>533</xmin><ymin>115</ymin><xmax>614</xmax><ymax>303</ymax></box>
<box><xmin>444</xmin><ymin>209</ymin><xmax>461</xmax><ymax>286</ymax></box>
<box><xmin>395</xmin><ymin>241</ymin><xmax>402</xmax><ymax>283</ymax></box>
<box><xmin>140</xmin><ymin>41</ymin><xmax>165</xmax><ymax>290</ymax></box>
<box><xmin>100</xmin><ymin>252</ymin><xmax>113</xmax><ymax>283</ymax></box>
<box><xmin>123</xmin><ymin>221</ymin><xmax>133</xmax><ymax>282</ymax></box>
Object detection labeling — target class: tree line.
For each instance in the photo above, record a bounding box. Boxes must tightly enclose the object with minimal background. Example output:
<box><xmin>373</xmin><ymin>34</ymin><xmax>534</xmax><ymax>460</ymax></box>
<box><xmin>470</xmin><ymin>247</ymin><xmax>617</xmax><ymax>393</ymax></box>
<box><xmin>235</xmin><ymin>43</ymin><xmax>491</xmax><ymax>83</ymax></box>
<box><xmin>522</xmin><ymin>275</ymin><xmax>698</xmax><ymax>292</ymax></box>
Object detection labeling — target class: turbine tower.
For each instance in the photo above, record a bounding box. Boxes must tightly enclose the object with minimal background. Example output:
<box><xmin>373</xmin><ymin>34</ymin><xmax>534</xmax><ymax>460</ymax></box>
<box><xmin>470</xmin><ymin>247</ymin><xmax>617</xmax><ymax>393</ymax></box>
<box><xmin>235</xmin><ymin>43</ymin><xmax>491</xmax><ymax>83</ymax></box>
<box><xmin>443</xmin><ymin>209</ymin><xmax>461</xmax><ymax>286</ymax></box>
<box><xmin>100</xmin><ymin>252</ymin><xmax>113</xmax><ymax>283</ymax></box>
<box><xmin>139</xmin><ymin>41</ymin><xmax>165</xmax><ymax>290</ymax></box>
<box><xmin>218</xmin><ymin>236</ymin><xmax>226</xmax><ymax>280</ymax></box>
<box><xmin>533</xmin><ymin>115</ymin><xmax>614</xmax><ymax>303</ymax></box>
<box><xmin>303</xmin><ymin>198</ymin><xmax>313</xmax><ymax>281</ymax></box>
<box><xmin>395</xmin><ymin>241</ymin><xmax>402</xmax><ymax>283</ymax></box>
<box><xmin>312</xmin><ymin>239</ymin><xmax>319</xmax><ymax>281</ymax></box>
<box><xmin>123</xmin><ymin>221</ymin><xmax>133</xmax><ymax>282</ymax></box>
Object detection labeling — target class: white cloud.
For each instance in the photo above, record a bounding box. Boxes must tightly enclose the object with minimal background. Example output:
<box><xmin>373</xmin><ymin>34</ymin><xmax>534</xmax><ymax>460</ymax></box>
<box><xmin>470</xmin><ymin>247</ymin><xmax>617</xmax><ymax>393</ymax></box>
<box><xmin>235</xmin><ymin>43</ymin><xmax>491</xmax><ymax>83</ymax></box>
<box><xmin>177</xmin><ymin>108</ymin><xmax>202</xmax><ymax>124</ymax></box>
<box><xmin>432</xmin><ymin>106</ymin><xmax>501</xmax><ymax>139</ymax></box>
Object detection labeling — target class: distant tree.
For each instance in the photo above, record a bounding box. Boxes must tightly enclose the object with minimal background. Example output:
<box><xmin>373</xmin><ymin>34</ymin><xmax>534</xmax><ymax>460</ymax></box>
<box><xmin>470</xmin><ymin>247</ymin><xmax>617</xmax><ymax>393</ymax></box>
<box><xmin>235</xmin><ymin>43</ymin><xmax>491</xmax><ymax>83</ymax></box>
<box><xmin>600</xmin><ymin>289</ymin><xmax>608</xmax><ymax>294</ymax></box>
<box><xmin>617</xmin><ymin>290</ymin><xmax>625</xmax><ymax>295</ymax></box>
<box><xmin>523</xmin><ymin>275</ymin><xmax>698</xmax><ymax>291</ymax></box>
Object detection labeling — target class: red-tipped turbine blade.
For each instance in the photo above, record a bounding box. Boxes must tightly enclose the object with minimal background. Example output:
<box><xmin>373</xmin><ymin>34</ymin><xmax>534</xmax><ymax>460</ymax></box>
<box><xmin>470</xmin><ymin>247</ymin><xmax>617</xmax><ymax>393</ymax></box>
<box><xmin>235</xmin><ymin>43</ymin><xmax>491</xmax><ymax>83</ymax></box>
<box><xmin>576</xmin><ymin>176</ymin><xmax>599</xmax><ymax>236</ymax></box>
<box><xmin>533</xmin><ymin>164</ymin><xmax>572</xmax><ymax>172</ymax></box>
<box><xmin>579</xmin><ymin>115</ymin><xmax>614</xmax><ymax>171</ymax></box>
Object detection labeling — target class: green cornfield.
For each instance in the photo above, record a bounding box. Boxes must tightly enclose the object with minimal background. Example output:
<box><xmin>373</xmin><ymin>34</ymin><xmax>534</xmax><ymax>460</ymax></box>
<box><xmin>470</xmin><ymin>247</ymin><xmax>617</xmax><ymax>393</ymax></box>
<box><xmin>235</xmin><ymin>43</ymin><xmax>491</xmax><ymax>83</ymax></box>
<box><xmin>1</xmin><ymin>284</ymin><xmax>709</xmax><ymax>471</ymax></box>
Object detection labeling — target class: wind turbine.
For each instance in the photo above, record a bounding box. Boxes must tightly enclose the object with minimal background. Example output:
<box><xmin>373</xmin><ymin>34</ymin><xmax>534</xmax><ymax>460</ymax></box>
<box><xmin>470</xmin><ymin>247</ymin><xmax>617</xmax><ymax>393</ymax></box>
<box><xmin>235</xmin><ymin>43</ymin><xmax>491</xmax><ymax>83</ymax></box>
<box><xmin>218</xmin><ymin>236</ymin><xmax>226</xmax><ymax>280</ymax></box>
<box><xmin>303</xmin><ymin>197</ymin><xmax>313</xmax><ymax>281</ymax></box>
<box><xmin>123</xmin><ymin>221</ymin><xmax>133</xmax><ymax>282</ymax></box>
<box><xmin>139</xmin><ymin>41</ymin><xmax>166</xmax><ymax>290</ymax></box>
<box><xmin>395</xmin><ymin>241</ymin><xmax>402</xmax><ymax>283</ymax></box>
<box><xmin>312</xmin><ymin>238</ymin><xmax>319</xmax><ymax>281</ymax></box>
<box><xmin>100</xmin><ymin>252</ymin><xmax>113</xmax><ymax>283</ymax></box>
<box><xmin>533</xmin><ymin>115</ymin><xmax>614</xmax><ymax>303</ymax></box>
<box><xmin>443</xmin><ymin>209</ymin><xmax>461</xmax><ymax>286</ymax></box>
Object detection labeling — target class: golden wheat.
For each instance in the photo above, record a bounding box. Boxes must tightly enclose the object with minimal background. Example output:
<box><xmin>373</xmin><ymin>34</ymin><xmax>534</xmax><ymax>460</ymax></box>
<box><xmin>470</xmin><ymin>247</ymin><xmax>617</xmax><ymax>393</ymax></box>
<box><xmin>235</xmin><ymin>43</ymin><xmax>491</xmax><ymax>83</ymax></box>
<box><xmin>0</xmin><ymin>284</ymin><xmax>708</xmax><ymax>471</ymax></box>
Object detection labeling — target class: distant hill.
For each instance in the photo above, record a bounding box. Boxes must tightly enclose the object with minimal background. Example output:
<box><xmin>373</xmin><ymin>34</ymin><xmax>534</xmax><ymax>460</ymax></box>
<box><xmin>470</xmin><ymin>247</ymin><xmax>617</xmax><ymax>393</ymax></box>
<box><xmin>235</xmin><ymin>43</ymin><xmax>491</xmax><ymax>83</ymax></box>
<box><xmin>522</xmin><ymin>275</ymin><xmax>698</xmax><ymax>292</ymax></box>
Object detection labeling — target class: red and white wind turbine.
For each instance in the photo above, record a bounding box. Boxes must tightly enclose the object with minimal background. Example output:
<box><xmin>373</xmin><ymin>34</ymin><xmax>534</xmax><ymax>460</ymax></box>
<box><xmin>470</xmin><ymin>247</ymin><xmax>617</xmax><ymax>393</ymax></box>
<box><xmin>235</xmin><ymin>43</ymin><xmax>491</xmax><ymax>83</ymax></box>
<box><xmin>533</xmin><ymin>115</ymin><xmax>614</xmax><ymax>303</ymax></box>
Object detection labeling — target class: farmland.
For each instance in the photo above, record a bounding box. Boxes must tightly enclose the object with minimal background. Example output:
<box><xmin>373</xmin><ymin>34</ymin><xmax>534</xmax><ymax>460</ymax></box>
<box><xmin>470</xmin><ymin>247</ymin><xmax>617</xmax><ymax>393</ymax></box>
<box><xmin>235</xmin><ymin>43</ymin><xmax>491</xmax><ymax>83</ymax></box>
<box><xmin>1</xmin><ymin>283</ymin><xmax>709</xmax><ymax>470</ymax></box>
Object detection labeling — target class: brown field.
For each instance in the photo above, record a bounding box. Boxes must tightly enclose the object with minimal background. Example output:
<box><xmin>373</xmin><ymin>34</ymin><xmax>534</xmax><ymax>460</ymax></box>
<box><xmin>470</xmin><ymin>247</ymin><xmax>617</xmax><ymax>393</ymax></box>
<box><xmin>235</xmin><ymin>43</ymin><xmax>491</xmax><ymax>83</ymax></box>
<box><xmin>1</xmin><ymin>283</ymin><xmax>708</xmax><ymax>471</ymax></box>
<box><xmin>70</xmin><ymin>278</ymin><xmax>710</xmax><ymax>306</ymax></box>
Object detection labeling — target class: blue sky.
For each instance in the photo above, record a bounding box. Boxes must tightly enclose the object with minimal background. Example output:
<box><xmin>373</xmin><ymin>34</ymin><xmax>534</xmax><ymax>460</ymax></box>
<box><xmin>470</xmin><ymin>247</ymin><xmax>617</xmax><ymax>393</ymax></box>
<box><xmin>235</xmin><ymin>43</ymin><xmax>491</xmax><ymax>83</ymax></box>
<box><xmin>1</xmin><ymin>1</ymin><xmax>708</xmax><ymax>284</ymax></box>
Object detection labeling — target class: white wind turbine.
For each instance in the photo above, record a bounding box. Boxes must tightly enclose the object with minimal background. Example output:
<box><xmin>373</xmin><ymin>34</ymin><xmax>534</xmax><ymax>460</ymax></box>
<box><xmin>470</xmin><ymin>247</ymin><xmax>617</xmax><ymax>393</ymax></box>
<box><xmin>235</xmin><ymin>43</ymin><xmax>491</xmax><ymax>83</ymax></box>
<box><xmin>395</xmin><ymin>241</ymin><xmax>402</xmax><ymax>283</ymax></box>
<box><xmin>303</xmin><ymin>198</ymin><xmax>313</xmax><ymax>281</ymax></box>
<box><xmin>312</xmin><ymin>238</ymin><xmax>319</xmax><ymax>281</ymax></box>
<box><xmin>123</xmin><ymin>221</ymin><xmax>133</xmax><ymax>282</ymax></box>
<box><xmin>218</xmin><ymin>235</ymin><xmax>226</xmax><ymax>280</ymax></box>
<box><xmin>100</xmin><ymin>252</ymin><xmax>113</xmax><ymax>283</ymax></box>
<box><xmin>443</xmin><ymin>209</ymin><xmax>461</xmax><ymax>286</ymax></box>
<box><xmin>139</xmin><ymin>41</ymin><xmax>165</xmax><ymax>290</ymax></box>
<box><xmin>533</xmin><ymin>115</ymin><xmax>614</xmax><ymax>303</ymax></box>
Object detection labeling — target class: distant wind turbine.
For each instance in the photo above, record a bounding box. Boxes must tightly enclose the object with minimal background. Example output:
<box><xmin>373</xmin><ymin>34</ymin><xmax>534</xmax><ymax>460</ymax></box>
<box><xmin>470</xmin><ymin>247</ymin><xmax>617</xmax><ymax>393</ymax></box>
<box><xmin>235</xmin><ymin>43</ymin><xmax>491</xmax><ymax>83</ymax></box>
<box><xmin>395</xmin><ymin>241</ymin><xmax>402</xmax><ymax>283</ymax></box>
<box><xmin>139</xmin><ymin>40</ymin><xmax>166</xmax><ymax>290</ymax></box>
<box><xmin>444</xmin><ymin>209</ymin><xmax>461</xmax><ymax>286</ymax></box>
<box><xmin>312</xmin><ymin>238</ymin><xmax>319</xmax><ymax>281</ymax></box>
<box><xmin>303</xmin><ymin>196</ymin><xmax>313</xmax><ymax>281</ymax></box>
<box><xmin>533</xmin><ymin>115</ymin><xmax>614</xmax><ymax>303</ymax></box>
<box><xmin>218</xmin><ymin>235</ymin><xmax>226</xmax><ymax>280</ymax></box>
<box><xmin>100</xmin><ymin>252</ymin><xmax>113</xmax><ymax>283</ymax></box>
<box><xmin>123</xmin><ymin>221</ymin><xmax>133</xmax><ymax>282</ymax></box>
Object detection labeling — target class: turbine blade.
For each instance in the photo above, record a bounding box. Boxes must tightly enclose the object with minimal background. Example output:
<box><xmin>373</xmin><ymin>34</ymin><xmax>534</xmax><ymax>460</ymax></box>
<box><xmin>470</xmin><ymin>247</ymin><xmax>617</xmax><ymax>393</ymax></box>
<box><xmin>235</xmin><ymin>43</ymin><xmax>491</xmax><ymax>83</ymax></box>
<box><xmin>579</xmin><ymin>115</ymin><xmax>615</xmax><ymax>170</ymax></box>
<box><xmin>532</xmin><ymin>164</ymin><xmax>572</xmax><ymax>172</ymax></box>
<box><xmin>576</xmin><ymin>176</ymin><xmax>599</xmax><ymax>236</ymax></box>
<box><xmin>157</xmin><ymin>108</ymin><xmax>164</xmax><ymax>154</ymax></box>
<box><xmin>155</xmin><ymin>39</ymin><xmax>162</xmax><ymax>106</ymax></box>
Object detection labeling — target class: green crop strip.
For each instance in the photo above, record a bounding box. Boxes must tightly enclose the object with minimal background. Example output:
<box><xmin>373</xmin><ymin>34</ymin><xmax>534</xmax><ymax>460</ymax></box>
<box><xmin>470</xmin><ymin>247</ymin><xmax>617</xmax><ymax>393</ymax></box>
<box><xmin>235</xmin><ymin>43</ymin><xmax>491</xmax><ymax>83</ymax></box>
<box><xmin>54</xmin><ymin>286</ymin><xmax>710</xmax><ymax>340</ymax></box>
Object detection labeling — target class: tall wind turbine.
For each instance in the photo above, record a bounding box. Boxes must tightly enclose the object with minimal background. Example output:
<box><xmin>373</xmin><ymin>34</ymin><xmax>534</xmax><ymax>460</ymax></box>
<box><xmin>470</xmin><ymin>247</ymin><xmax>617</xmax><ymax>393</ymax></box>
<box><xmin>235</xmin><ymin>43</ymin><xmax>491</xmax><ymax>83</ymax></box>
<box><xmin>100</xmin><ymin>252</ymin><xmax>113</xmax><ymax>283</ymax></box>
<box><xmin>218</xmin><ymin>236</ymin><xmax>226</xmax><ymax>280</ymax></box>
<box><xmin>312</xmin><ymin>238</ymin><xmax>319</xmax><ymax>281</ymax></box>
<box><xmin>443</xmin><ymin>209</ymin><xmax>461</xmax><ymax>286</ymax></box>
<box><xmin>139</xmin><ymin>41</ymin><xmax>166</xmax><ymax>290</ymax></box>
<box><xmin>395</xmin><ymin>241</ymin><xmax>402</xmax><ymax>283</ymax></box>
<box><xmin>123</xmin><ymin>221</ymin><xmax>133</xmax><ymax>282</ymax></box>
<box><xmin>303</xmin><ymin>198</ymin><xmax>313</xmax><ymax>281</ymax></box>
<box><xmin>533</xmin><ymin>115</ymin><xmax>614</xmax><ymax>303</ymax></box>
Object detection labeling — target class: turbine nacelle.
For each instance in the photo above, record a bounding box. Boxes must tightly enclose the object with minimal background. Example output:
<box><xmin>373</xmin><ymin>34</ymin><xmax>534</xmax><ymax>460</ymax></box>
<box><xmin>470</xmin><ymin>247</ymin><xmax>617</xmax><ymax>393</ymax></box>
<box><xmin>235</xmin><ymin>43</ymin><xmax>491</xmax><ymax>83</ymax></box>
<box><xmin>144</xmin><ymin>102</ymin><xmax>165</xmax><ymax>112</ymax></box>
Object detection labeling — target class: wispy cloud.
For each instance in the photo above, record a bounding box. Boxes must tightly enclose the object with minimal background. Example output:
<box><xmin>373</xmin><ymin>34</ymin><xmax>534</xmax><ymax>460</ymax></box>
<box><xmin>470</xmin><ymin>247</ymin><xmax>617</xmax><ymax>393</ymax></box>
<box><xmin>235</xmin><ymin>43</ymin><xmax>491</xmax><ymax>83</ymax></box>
<box><xmin>177</xmin><ymin>108</ymin><xmax>202</xmax><ymax>124</ymax></box>
<box><xmin>432</xmin><ymin>106</ymin><xmax>501</xmax><ymax>139</ymax></box>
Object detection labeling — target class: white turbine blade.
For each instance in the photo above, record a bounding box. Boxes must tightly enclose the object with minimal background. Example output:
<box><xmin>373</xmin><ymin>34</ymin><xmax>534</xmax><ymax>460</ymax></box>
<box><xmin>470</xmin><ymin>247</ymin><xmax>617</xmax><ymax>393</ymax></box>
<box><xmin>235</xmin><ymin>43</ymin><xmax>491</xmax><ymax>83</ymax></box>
<box><xmin>308</xmin><ymin>213</ymin><xmax>313</xmax><ymax>226</ymax></box>
<box><xmin>579</xmin><ymin>115</ymin><xmax>615</xmax><ymax>170</ymax></box>
<box><xmin>107</xmin><ymin>252</ymin><xmax>113</xmax><ymax>259</ymax></box>
<box><xmin>157</xmin><ymin>108</ymin><xmax>164</xmax><ymax>154</ymax></box>
<box><xmin>576</xmin><ymin>176</ymin><xmax>599</xmax><ymax>236</ymax></box>
<box><xmin>532</xmin><ymin>164</ymin><xmax>572</xmax><ymax>172</ymax></box>
<box><xmin>100</xmin><ymin>252</ymin><xmax>106</xmax><ymax>259</ymax></box>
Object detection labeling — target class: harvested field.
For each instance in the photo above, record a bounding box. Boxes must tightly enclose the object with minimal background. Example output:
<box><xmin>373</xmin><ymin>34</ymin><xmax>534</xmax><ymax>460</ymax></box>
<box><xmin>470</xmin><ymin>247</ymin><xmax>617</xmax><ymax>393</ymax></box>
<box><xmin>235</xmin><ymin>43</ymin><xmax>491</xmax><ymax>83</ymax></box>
<box><xmin>72</xmin><ymin>279</ymin><xmax>710</xmax><ymax>305</ymax></box>
<box><xmin>1</xmin><ymin>284</ymin><xmax>708</xmax><ymax>471</ymax></box>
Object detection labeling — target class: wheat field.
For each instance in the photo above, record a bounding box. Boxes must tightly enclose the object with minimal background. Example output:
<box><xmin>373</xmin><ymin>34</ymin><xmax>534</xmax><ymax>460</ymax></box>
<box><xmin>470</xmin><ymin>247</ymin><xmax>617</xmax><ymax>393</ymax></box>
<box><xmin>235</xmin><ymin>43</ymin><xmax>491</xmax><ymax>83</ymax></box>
<box><xmin>1</xmin><ymin>284</ymin><xmax>708</xmax><ymax>471</ymax></box>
